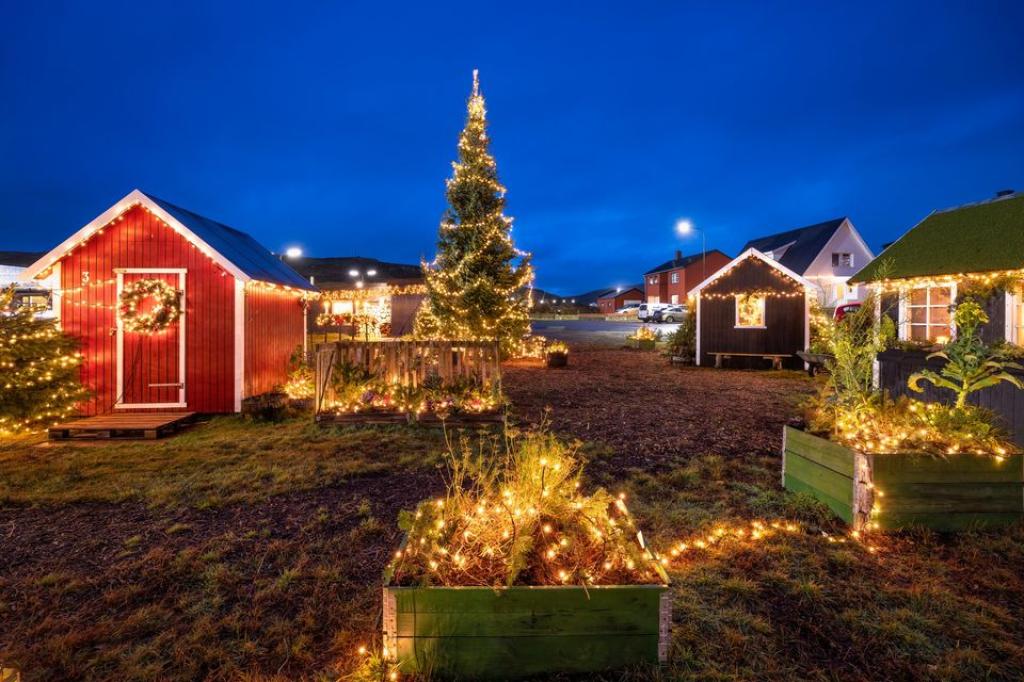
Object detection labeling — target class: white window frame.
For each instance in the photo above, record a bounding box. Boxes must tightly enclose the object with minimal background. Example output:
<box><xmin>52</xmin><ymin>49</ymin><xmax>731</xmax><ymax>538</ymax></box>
<box><xmin>1006</xmin><ymin>285</ymin><xmax>1023</xmax><ymax>345</ymax></box>
<box><xmin>832</xmin><ymin>252</ymin><xmax>854</xmax><ymax>268</ymax></box>
<box><xmin>899</xmin><ymin>283</ymin><xmax>956</xmax><ymax>342</ymax></box>
<box><xmin>734</xmin><ymin>293</ymin><xmax>767</xmax><ymax>329</ymax></box>
<box><xmin>670</xmin><ymin>272</ymin><xmax>679</xmax><ymax>284</ymax></box>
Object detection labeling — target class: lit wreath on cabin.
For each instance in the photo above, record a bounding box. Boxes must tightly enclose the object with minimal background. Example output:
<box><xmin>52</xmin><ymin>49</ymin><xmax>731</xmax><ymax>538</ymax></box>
<box><xmin>118</xmin><ymin>278</ymin><xmax>182</xmax><ymax>333</ymax></box>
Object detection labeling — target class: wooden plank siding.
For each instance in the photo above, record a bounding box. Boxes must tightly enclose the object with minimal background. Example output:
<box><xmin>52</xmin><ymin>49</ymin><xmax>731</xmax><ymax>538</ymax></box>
<box><xmin>782</xmin><ymin>426</ymin><xmax>1024</xmax><ymax>531</ymax></box>
<box><xmin>698</xmin><ymin>257</ymin><xmax>806</xmax><ymax>369</ymax></box>
<box><xmin>384</xmin><ymin>585</ymin><xmax>668</xmax><ymax>678</ymax></box>
<box><xmin>59</xmin><ymin>205</ymin><xmax>236</xmax><ymax>414</ymax></box>
<box><xmin>878</xmin><ymin>349</ymin><xmax>1024</xmax><ymax>447</ymax></box>
<box><xmin>244</xmin><ymin>287</ymin><xmax>306</xmax><ymax>398</ymax></box>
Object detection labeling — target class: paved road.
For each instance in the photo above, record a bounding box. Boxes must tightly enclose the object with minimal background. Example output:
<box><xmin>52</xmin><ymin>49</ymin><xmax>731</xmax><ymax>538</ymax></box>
<box><xmin>532</xmin><ymin>318</ymin><xmax>680</xmax><ymax>346</ymax></box>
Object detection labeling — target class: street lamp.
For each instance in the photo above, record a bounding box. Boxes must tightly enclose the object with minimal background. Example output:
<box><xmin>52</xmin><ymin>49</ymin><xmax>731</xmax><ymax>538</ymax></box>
<box><xmin>676</xmin><ymin>219</ymin><xmax>707</xmax><ymax>280</ymax></box>
<box><xmin>283</xmin><ymin>246</ymin><xmax>302</xmax><ymax>259</ymax></box>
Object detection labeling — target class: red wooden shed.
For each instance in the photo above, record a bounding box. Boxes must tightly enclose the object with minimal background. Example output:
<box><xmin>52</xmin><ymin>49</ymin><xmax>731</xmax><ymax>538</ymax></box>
<box><xmin>24</xmin><ymin>190</ymin><xmax>317</xmax><ymax>414</ymax></box>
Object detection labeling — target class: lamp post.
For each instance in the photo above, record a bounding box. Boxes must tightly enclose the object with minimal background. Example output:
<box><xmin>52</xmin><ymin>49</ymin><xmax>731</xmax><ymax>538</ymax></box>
<box><xmin>676</xmin><ymin>219</ymin><xmax>706</xmax><ymax>280</ymax></box>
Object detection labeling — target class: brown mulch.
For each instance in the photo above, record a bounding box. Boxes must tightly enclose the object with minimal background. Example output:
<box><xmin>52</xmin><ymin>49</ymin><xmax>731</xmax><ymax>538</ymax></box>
<box><xmin>504</xmin><ymin>347</ymin><xmax>815</xmax><ymax>467</ymax></box>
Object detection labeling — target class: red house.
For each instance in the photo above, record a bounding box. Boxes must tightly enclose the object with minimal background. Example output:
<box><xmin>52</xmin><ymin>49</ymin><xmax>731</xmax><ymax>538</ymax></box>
<box><xmin>643</xmin><ymin>250</ymin><xmax>732</xmax><ymax>305</ymax></box>
<box><xmin>23</xmin><ymin>190</ymin><xmax>316</xmax><ymax>414</ymax></box>
<box><xmin>596</xmin><ymin>286</ymin><xmax>644</xmax><ymax>313</ymax></box>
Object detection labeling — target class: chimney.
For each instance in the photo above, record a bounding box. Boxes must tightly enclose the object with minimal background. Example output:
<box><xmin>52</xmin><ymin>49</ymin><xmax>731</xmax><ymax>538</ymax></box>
<box><xmin>674</xmin><ymin>250</ymin><xmax>682</xmax><ymax>261</ymax></box>
<box><xmin>995</xmin><ymin>189</ymin><xmax>1015</xmax><ymax>198</ymax></box>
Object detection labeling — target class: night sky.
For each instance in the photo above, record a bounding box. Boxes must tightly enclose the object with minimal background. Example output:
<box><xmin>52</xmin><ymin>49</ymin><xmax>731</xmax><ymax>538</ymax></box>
<box><xmin>2</xmin><ymin>2</ymin><xmax>1022</xmax><ymax>294</ymax></box>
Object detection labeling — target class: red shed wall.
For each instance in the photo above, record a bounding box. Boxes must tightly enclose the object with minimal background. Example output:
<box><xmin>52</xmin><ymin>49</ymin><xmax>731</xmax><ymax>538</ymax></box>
<box><xmin>58</xmin><ymin>205</ymin><xmax>236</xmax><ymax>414</ymax></box>
<box><xmin>244</xmin><ymin>287</ymin><xmax>305</xmax><ymax>398</ymax></box>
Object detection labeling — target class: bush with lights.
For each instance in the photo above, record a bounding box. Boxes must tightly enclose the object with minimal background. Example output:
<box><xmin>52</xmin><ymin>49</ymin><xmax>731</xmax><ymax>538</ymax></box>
<box><xmin>281</xmin><ymin>345</ymin><xmax>314</xmax><ymax>401</ymax></box>
<box><xmin>414</xmin><ymin>70</ymin><xmax>534</xmax><ymax>357</ymax></box>
<box><xmin>0</xmin><ymin>287</ymin><xmax>88</xmax><ymax>436</ymax></box>
<box><xmin>385</xmin><ymin>429</ymin><xmax>667</xmax><ymax>588</ymax></box>
<box><xmin>806</xmin><ymin>291</ymin><xmax>1019</xmax><ymax>456</ymax></box>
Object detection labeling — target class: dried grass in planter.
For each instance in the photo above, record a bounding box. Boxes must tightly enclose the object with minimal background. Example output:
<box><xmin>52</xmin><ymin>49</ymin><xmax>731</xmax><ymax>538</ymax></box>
<box><xmin>384</xmin><ymin>429</ymin><xmax>668</xmax><ymax>587</ymax></box>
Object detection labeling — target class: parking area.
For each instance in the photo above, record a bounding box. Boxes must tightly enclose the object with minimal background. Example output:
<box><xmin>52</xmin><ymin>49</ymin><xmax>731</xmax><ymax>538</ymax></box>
<box><xmin>532</xmin><ymin>318</ymin><xmax>680</xmax><ymax>346</ymax></box>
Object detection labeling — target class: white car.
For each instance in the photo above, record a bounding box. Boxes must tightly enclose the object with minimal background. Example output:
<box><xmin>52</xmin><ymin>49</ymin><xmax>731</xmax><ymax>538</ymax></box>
<box><xmin>636</xmin><ymin>302</ymin><xmax>672</xmax><ymax>321</ymax></box>
<box><xmin>615</xmin><ymin>302</ymin><xmax>641</xmax><ymax>314</ymax></box>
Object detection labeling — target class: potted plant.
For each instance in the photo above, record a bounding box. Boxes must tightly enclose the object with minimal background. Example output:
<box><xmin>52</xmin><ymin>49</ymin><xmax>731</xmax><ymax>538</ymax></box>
<box><xmin>665</xmin><ymin>314</ymin><xmax>695</xmax><ymax>364</ymax></box>
<box><xmin>382</xmin><ymin>431</ymin><xmax>671</xmax><ymax>678</ymax></box>
<box><xmin>627</xmin><ymin>325</ymin><xmax>660</xmax><ymax>351</ymax></box>
<box><xmin>544</xmin><ymin>340</ymin><xmax>569</xmax><ymax>367</ymax></box>
<box><xmin>784</xmin><ymin>296</ymin><xmax>1024</xmax><ymax>531</ymax></box>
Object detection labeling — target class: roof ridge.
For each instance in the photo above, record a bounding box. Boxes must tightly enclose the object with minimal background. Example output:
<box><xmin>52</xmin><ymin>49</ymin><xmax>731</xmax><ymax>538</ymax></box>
<box><xmin>931</xmin><ymin>191</ymin><xmax>1021</xmax><ymax>216</ymax></box>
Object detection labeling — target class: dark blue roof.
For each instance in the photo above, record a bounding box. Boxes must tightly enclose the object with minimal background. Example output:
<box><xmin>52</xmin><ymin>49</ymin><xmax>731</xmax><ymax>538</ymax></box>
<box><xmin>741</xmin><ymin>217</ymin><xmax>846</xmax><ymax>275</ymax></box>
<box><xmin>147</xmin><ymin>193</ymin><xmax>316</xmax><ymax>291</ymax></box>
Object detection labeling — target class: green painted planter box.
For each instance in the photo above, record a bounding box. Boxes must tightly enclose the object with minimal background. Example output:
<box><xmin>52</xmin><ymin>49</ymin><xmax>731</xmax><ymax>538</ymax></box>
<box><xmin>383</xmin><ymin>585</ymin><xmax>671</xmax><ymax>679</ymax></box>
<box><xmin>782</xmin><ymin>426</ymin><xmax>1024</xmax><ymax>531</ymax></box>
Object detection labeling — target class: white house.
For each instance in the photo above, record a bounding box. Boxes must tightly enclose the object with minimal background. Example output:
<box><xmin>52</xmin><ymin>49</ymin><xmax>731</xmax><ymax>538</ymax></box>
<box><xmin>742</xmin><ymin>217</ymin><xmax>874</xmax><ymax>308</ymax></box>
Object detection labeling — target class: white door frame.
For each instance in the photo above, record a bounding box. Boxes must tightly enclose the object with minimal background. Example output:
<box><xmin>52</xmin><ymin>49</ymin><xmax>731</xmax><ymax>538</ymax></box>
<box><xmin>115</xmin><ymin>268</ymin><xmax>187</xmax><ymax>409</ymax></box>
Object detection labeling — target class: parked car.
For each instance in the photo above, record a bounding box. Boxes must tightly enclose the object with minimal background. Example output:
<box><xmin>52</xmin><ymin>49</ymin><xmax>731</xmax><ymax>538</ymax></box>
<box><xmin>834</xmin><ymin>302</ymin><xmax>861</xmax><ymax>322</ymax></box>
<box><xmin>652</xmin><ymin>305</ymin><xmax>686</xmax><ymax>323</ymax></box>
<box><xmin>615</xmin><ymin>302</ymin><xmax>641</xmax><ymax>314</ymax></box>
<box><xmin>637</xmin><ymin>302</ymin><xmax>672</xmax><ymax>321</ymax></box>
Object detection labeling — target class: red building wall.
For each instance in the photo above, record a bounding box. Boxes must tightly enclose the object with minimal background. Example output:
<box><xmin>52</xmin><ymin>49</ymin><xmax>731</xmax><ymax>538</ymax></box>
<box><xmin>58</xmin><ymin>205</ymin><xmax>237</xmax><ymax>414</ymax></box>
<box><xmin>244</xmin><ymin>286</ymin><xmax>305</xmax><ymax>397</ymax></box>
<box><xmin>597</xmin><ymin>289</ymin><xmax>645</xmax><ymax>313</ymax></box>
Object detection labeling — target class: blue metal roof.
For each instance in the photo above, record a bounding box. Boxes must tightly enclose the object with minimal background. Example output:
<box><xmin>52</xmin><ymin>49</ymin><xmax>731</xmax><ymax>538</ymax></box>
<box><xmin>147</xmin><ymin>193</ymin><xmax>317</xmax><ymax>291</ymax></box>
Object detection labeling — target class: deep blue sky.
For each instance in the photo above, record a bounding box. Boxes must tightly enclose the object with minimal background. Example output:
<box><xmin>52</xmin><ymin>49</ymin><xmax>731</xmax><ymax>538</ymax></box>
<box><xmin>2</xmin><ymin>2</ymin><xmax>1022</xmax><ymax>294</ymax></box>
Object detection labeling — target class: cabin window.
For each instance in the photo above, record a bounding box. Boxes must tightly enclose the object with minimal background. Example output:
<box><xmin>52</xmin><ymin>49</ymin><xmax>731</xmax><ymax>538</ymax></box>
<box><xmin>670</xmin><ymin>272</ymin><xmax>679</xmax><ymax>284</ymax></box>
<box><xmin>906</xmin><ymin>285</ymin><xmax>952</xmax><ymax>342</ymax></box>
<box><xmin>735</xmin><ymin>294</ymin><xmax>766</xmax><ymax>328</ymax></box>
<box><xmin>832</xmin><ymin>253</ymin><xmax>853</xmax><ymax>268</ymax></box>
<box><xmin>330</xmin><ymin>300</ymin><xmax>354</xmax><ymax>315</ymax></box>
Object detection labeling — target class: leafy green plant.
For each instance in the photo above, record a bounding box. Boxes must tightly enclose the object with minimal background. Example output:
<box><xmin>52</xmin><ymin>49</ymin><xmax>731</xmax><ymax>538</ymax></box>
<box><xmin>821</xmin><ymin>291</ymin><xmax>895</xmax><ymax>408</ymax></box>
<box><xmin>909</xmin><ymin>299</ymin><xmax>1023</xmax><ymax>409</ymax></box>
<box><xmin>666</xmin><ymin>313</ymin><xmax>696</xmax><ymax>359</ymax></box>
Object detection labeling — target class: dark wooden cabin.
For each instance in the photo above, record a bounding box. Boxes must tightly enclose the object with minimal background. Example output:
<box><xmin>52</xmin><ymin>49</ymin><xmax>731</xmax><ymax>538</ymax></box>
<box><xmin>693</xmin><ymin>249</ymin><xmax>813</xmax><ymax>369</ymax></box>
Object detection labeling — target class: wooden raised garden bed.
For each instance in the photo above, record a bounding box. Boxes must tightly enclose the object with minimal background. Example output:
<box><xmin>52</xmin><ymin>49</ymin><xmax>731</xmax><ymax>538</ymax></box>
<box><xmin>782</xmin><ymin>426</ymin><xmax>1024</xmax><ymax>531</ymax></box>
<box><xmin>545</xmin><ymin>351</ymin><xmax>568</xmax><ymax>368</ymax></box>
<box><xmin>383</xmin><ymin>585</ymin><xmax>671</xmax><ymax>679</ymax></box>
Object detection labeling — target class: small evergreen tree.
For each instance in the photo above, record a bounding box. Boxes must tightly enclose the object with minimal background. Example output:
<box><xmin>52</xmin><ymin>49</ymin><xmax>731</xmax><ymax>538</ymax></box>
<box><xmin>415</xmin><ymin>70</ymin><xmax>534</xmax><ymax>356</ymax></box>
<box><xmin>0</xmin><ymin>287</ymin><xmax>88</xmax><ymax>435</ymax></box>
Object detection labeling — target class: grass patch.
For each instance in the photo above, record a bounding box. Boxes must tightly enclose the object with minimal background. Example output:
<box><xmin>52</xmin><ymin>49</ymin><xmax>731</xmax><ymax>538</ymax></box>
<box><xmin>0</xmin><ymin>416</ymin><xmax>446</xmax><ymax>508</ymax></box>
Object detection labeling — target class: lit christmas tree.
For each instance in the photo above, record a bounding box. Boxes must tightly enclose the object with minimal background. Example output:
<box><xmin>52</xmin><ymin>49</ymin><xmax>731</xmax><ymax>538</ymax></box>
<box><xmin>415</xmin><ymin>70</ymin><xmax>534</xmax><ymax>356</ymax></box>
<box><xmin>0</xmin><ymin>288</ymin><xmax>87</xmax><ymax>436</ymax></box>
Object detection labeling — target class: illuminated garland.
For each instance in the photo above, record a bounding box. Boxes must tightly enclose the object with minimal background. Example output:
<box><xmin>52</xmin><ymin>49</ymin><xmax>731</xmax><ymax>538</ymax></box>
<box><xmin>699</xmin><ymin>289</ymin><xmax>807</xmax><ymax>300</ymax></box>
<box><xmin>315</xmin><ymin>284</ymin><xmax>427</xmax><ymax>302</ymax></box>
<box><xmin>119</xmin><ymin>278</ymin><xmax>181</xmax><ymax>333</ymax></box>
<box><xmin>864</xmin><ymin>267</ymin><xmax>1024</xmax><ymax>293</ymax></box>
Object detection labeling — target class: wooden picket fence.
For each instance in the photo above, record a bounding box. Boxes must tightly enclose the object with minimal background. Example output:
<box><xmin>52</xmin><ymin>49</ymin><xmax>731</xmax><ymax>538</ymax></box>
<box><xmin>315</xmin><ymin>340</ymin><xmax>501</xmax><ymax>418</ymax></box>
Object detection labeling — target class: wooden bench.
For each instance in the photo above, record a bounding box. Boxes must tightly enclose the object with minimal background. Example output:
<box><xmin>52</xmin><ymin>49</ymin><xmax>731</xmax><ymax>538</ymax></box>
<box><xmin>710</xmin><ymin>352</ymin><xmax>791</xmax><ymax>370</ymax></box>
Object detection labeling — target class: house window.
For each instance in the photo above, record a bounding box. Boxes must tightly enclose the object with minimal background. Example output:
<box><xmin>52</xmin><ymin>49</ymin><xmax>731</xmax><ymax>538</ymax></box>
<box><xmin>670</xmin><ymin>272</ymin><xmax>679</xmax><ymax>284</ymax></box>
<box><xmin>649</xmin><ymin>296</ymin><xmax>660</xmax><ymax>304</ymax></box>
<box><xmin>832</xmin><ymin>253</ymin><xmax>853</xmax><ymax>268</ymax></box>
<box><xmin>649</xmin><ymin>275</ymin><xmax>658</xmax><ymax>285</ymax></box>
<box><xmin>670</xmin><ymin>294</ymin><xmax>679</xmax><ymax>304</ymax></box>
<box><xmin>906</xmin><ymin>286</ymin><xmax>952</xmax><ymax>342</ymax></box>
<box><xmin>735</xmin><ymin>294</ymin><xmax>766</xmax><ymax>328</ymax></box>
<box><xmin>331</xmin><ymin>300</ymin><xmax>354</xmax><ymax>315</ymax></box>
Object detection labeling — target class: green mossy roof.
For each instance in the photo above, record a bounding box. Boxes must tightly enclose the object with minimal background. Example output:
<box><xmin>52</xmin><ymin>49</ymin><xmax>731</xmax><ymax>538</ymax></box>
<box><xmin>851</xmin><ymin>193</ymin><xmax>1024</xmax><ymax>282</ymax></box>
